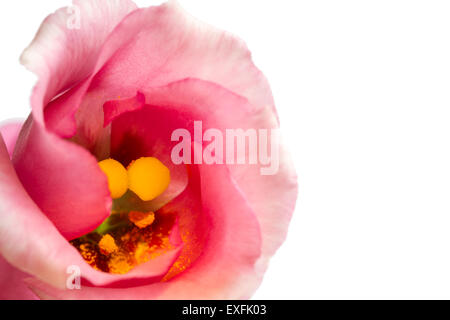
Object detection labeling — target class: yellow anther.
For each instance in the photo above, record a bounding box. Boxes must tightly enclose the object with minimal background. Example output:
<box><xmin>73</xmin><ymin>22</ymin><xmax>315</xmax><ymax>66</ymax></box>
<box><xmin>98</xmin><ymin>159</ymin><xmax>128</xmax><ymax>199</ymax></box>
<box><xmin>129</xmin><ymin>211</ymin><xmax>156</xmax><ymax>229</ymax></box>
<box><xmin>98</xmin><ymin>234</ymin><xmax>119</xmax><ymax>256</ymax></box>
<box><xmin>127</xmin><ymin>157</ymin><xmax>171</xmax><ymax>201</ymax></box>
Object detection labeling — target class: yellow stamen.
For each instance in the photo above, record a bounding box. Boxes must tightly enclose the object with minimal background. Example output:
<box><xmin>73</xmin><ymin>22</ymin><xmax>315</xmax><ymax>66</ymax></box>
<box><xmin>129</xmin><ymin>211</ymin><xmax>155</xmax><ymax>229</ymax></box>
<box><xmin>98</xmin><ymin>159</ymin><xmax>128</xmax><ymax>199</ymax></box>
<box><xmin>127</xmin><ymin>157</ymin><xmax>170</xmax><ymax>201</ymax></box>
<box><xmin>99</xmin><ymin>234</ymin><xmax>119</xmax><ymax>255</ymax></box>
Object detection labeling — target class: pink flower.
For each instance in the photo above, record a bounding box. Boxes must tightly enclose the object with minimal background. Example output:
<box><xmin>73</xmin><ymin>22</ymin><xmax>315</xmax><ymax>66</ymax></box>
<box><xmin>0</xmin><ymin>0</ymin><xmax>297</xmax><ymax>300</ymax></box>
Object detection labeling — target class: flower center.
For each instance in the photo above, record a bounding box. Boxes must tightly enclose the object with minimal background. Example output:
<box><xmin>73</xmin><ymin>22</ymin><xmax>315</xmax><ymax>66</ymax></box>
<box><xmin>71</xmin><ymin>211</ymin><xmax>177</xmax><ymax>274</ymax></box>
<box><xmin>70</xmin><ymin>157</ymin><xmax>175</xmax><ymax>275</ymax></box>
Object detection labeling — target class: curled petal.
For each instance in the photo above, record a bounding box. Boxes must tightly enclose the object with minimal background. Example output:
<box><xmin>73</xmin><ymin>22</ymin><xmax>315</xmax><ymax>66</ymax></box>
<box><xmin>15</xmin><ymin>0</ymin><xmax>138</xmax><ymax>239</ymax></box>
<box><xmin>0</xmin><ymin>134</ymin><xmax>78</xmax><ymax>289</ymax></box>
<box><xmin>13</xmin><ymin>117</ymin><xmax>111</xmax><ymax>240</ymax></box>
<box><xmin>88</xmin><ymin>1</ymin><xmax>274</xmax><ymax>108</ymax></box>
<box><xmin>0</xmin><ymin>120</ymin><xmax>23</xmax><ymax>157</ymax></box>
<box><xmin>156</xmin><ymin>162</ymin><xmax>263</xmax><ymax>300</ymax></box>
<box><xmin>103</xmin><ymin>92</ymin><xmax>146</xmax><ymax>128</ymax></box>
<box><xmin>21</xmin><ymin>0</ymin><xmax>137</xmax><ymax>125</ymax></box>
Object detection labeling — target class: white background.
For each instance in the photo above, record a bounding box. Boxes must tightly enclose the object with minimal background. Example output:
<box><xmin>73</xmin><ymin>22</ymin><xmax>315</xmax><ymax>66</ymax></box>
<box><xmin>1</xmin><ymin>0</ymin><xmax>450</xmax><ymax>299</ymax></box>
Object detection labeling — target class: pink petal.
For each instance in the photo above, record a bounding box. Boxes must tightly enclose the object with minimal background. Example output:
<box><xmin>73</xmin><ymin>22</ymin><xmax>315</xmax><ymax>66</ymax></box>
<box><xmin>0</xmin><ymin>120</ymin><xmax>23</xmax><ymax>157</ymax></box>
<box><xmin>142</xmin><ymin>79</ymin><xmax>298</xmax><ymax>271</ymax></box>
<box><xmin>0</xmin><ymin>134</ymin><xmax>80</xmax><ymax>289</ymax></box>
<box><xmin>21</xmin><ymin>0</ymin><xmax>137</xmax><ymax>126</ymax></box>
<box><xmin>103</xmin><ymin>92</ymin><xmax>146</xmax><ymax>128</ymax></box>
<box><xmin>54</xmin><ymin>0</ymin><xmax>276</xmax><ymax>149</ymax></box>
<box><xmin>15</xmin><ymin>0</ymin><xmax>138</xmax><ymax>239</ymax></box>
<box><xmin>12</xmin><ymin>117</ymin><xmax>111</xmax><ymax>240</ymax></box>
<box><xmin>88</xmin><ymin>0</ymin><xmax>275</xmax><ymax>112</ymax></box>
<box><xmin>157</xmin><ymin>162</ymin><xmax>263</xmax><ymax>300</ymax></box>
<box><xmin>0</xmin><ymin>256</ymin><xmax>37</xmax><ymax>300</ymax></box>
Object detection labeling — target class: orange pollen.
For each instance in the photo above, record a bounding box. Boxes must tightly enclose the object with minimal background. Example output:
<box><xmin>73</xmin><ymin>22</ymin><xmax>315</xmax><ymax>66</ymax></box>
<box><xmin>108</xmin><ymin>251</ymin><xmax>133</xmax><ymax>274</ymax></box>
<box><xmin>99</xmin><ymin>234</ymin><xmax>119</xmax><ymax>256</ymax></box>
<box><xmin>79</xmin><ymin>244</ymin><xmax>98</xmax><ymax>268</ymax></box>
<box><xmin>129</xmin><ymin>211</ymin><xmax>156</xmax><ymax>229</ymax></box>
<box><xmin>70</xmin><ymin>212</ymin><xmax>178</xmax><ymax>275</ymax></box>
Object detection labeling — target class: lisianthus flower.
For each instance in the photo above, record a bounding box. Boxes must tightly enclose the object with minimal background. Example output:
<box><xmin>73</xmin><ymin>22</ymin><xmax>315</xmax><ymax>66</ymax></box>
<box><xmin>0</xmin><ymin>0</ymin><xmax>297</xmax><ymax>300</ymax></box>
